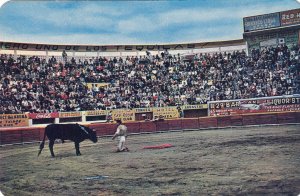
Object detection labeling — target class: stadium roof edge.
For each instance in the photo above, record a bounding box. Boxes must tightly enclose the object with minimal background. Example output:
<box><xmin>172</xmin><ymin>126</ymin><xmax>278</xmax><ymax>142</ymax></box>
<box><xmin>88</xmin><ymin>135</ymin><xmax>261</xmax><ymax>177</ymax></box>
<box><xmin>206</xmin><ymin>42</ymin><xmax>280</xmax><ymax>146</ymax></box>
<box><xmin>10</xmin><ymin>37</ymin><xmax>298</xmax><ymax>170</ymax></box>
<box><xmin>0</xmin><ymin>39</ymin><xmax>246</xmax><ymax>47</ymax></box>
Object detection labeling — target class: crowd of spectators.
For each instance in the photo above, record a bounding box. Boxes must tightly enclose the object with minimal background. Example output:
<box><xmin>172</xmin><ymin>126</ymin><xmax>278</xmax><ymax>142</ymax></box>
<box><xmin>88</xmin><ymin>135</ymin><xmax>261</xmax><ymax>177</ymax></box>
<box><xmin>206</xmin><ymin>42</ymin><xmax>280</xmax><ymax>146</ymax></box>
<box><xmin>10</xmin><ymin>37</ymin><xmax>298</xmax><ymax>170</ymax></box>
<box><xmin>0</xmin><ymin>43</ymin><xmax>299</xmax><ymax>114</ymax></box>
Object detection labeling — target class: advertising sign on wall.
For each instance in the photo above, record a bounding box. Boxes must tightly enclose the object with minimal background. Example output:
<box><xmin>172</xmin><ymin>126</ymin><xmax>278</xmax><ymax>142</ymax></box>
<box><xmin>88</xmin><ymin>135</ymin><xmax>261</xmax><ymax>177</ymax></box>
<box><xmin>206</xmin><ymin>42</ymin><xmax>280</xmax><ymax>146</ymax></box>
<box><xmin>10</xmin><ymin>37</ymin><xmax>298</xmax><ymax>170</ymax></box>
<box><xmin>208</xmin><ymin>95</ymin><xmax>300</xmax><ymax>116</ymax></box>
<box><xmin>85</xmin><ymin>110</ymin><xmax>107</xmax><ymax>116</ymax></box>
<box><xmin>29</xmin><ymin>112</ymin><xmax>59</xmax><ymax>119</ymax></box>
<box><xmin>244</xmin><ymin>12</ymin><xmax>280</xmax><ymax>32</ymax></box>
<box><xmin>0</xmin><ymin>114</ymin><xmax>29</xmax><ymax>127</ymax></box>
<box><xmin>112</xmin><ymin>110</ymin><xmax>135</xmax><ymax>122</ymax></box>
<box><xmin>246</xmin><ymin>29</ymin><xmax>298</xmax><ymax>50</ymax></box>
<box><xmin>260</xmin><ymin>38</ymin><xmax>278</xmax><ymax>47</ymax></box>
<box><xmin>59</xmin><ymin>112</ymin><xmax>82</xmax><ymax>118</ymax></box>
<box><xmin>281</xmin><ymin>9</ymin><xmax>300</xmax><ymax>26</ymax></box>
<box><xmin>134</xmin><ymin>108</ymin><xmax>153</xmax><ymax>113</ymax></box>
<box><xmin>0</xmin><ymin>39</ymin><xmax>244</xmax><ymax>52</ymax></box>
<box><xmin>153</xmin><ymin>107</ymin><xmax>179</xmax><ymax>119</ymax></box>
<box><xmin>183</xmin><ymin>104</ymin><xmax>207</xmax><ymax>110</ymax></box>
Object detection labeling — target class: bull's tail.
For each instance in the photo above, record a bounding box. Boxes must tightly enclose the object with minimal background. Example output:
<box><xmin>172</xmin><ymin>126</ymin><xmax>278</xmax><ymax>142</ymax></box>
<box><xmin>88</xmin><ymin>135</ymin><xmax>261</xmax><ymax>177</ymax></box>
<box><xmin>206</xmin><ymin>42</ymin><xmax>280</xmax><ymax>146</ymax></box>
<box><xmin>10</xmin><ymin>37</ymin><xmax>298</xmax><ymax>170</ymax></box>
<box><xmin>37</xmin><ymin>127</ymin><xmax>47</xmax><ymax>157</ymax></box>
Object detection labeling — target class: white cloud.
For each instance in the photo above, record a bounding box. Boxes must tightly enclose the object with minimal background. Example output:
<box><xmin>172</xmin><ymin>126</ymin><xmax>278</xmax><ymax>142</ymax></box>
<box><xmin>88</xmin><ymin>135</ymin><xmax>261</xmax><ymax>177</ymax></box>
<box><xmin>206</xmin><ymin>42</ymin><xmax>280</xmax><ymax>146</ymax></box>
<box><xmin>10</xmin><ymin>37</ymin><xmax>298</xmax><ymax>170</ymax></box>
<box><xmin>170</xmin><ymin>23</ymin><xmax>244</xmax><ymax>43</ymax></box>
<box><xmin>0</xmin><ymin>0</ymin><xmax>9</xmax><ymax>8</ymax></box>
<box><xmin>3</xmin><ymin>3</ymin><xmax>126</xmax><ymax>30</ymax></box>
<box><xmin>42</xmin><ymin>3</ymin><xmax>130</xmax><ymax>29</ymax></box>
<box><xmin>118</xmin><ymin>16</ymin><xmax>159</xmax><ymax>33</ymax></box>
<box><xmin>159</xmin><ymin>6</ymin><xmax>273</xmax><ymax>25</ymax></box>
<box><xmin>44</xmin><ymin>11</ymin><xmax>114</xmax><ymax>30</ymax></box>
<box><xmin>117</xmin><ymin>3</ymin><xmax>296</xmax><ymax>34</ymax></box>
<box><xmin>79</xmin><ymin>3</ymin><xmax>127</xmax><ymax>17</ymax></box>
<box><xmin>159</xmin><ymin>8</ymin><xmax>228</xmax><ymax>25</ymax></box>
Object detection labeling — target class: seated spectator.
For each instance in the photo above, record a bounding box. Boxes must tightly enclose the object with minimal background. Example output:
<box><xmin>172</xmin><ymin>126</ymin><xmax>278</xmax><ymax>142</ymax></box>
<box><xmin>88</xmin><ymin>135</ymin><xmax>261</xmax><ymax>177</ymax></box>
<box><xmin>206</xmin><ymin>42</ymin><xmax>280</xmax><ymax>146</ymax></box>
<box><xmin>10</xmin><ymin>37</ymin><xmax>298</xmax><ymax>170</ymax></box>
<box><xmin>0</xmin><ymin>43</ymin><xmax>299</xmax><ymax>114</ymax></box>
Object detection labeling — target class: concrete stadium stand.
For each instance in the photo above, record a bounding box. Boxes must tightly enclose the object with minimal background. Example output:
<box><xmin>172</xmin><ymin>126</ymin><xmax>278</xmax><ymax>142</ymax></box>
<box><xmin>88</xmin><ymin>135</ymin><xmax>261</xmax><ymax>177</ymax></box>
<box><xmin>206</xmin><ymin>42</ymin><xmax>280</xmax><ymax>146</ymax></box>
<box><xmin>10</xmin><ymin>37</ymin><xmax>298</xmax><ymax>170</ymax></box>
<box><xmin>0</xmin><ymin>111</ymin><xmax>299</xmax><ymax>146</ymax></box>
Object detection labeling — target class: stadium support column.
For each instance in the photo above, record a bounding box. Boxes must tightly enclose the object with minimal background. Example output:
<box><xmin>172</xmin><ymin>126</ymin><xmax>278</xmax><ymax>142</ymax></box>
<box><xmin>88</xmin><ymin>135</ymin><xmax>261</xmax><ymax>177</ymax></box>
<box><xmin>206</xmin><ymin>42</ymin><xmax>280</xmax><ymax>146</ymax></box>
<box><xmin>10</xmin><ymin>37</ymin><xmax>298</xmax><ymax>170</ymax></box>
<box><xmin>28</xmin><ymin>118</ymin><xmax>33</xmax><ymax>126</ymax></box>
<box><xmin>82</xmin><ymin>111</ymin><xmax>86</xmax><ymax>123</ymax></box>
<box><xmin>245</xmin><ymin>41</ymin><xmax>249</xmax><ymax>56</ymax></box>
<box><xmin>55</xmin><ymin>117</ymin><xmax>59</xmax><ymax>124</ymax></box>
<box><xmin>46</xmin><ymin>51</ymin><xmax>49</xmax><ymax>61</ymax></box>
<box><xmin>14</xmin><ymin>49</ymin><xmax>17</xmax><ymax>60</ymax></box>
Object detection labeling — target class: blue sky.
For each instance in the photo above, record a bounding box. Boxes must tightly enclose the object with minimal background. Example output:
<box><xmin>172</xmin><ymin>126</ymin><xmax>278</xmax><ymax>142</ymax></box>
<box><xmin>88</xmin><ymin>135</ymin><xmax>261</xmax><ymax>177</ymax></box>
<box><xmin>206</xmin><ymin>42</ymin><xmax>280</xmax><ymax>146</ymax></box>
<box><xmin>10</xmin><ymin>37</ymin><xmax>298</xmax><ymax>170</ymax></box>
<box><xmin>0</xmin><ymin>0</ymin><xmax>299</xmax><ymax>44</ymax></box>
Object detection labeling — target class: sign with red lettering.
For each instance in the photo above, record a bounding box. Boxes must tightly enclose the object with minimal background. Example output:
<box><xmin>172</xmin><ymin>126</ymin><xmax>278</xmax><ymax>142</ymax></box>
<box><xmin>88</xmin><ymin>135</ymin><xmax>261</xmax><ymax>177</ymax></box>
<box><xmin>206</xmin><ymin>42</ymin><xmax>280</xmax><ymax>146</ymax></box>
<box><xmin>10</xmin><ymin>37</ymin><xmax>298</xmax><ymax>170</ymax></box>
<box><xmin>208</xmin><ymin>95</ymin><xmax>300</xmax><ymax>116</ymax></box>
<box><xmin>112</xmin><ymin>109</ymin><xmax>135</xmax><ymax>122</ymax></box>
<box><xmin>29</xmin><ymin>112</ymin><xmax>59</xmax><ymax>119</ymax></box>
<box><xmin>281</xmin><ymin>9</ymin><xmax>300</xmax><ymax>26</ymax></box>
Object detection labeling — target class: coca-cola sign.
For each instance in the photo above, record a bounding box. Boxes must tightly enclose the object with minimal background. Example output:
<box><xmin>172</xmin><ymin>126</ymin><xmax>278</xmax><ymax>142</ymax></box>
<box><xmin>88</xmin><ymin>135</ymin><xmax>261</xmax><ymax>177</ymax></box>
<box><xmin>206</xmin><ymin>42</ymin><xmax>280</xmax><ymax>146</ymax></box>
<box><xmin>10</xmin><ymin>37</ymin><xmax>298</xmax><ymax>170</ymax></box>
<box><xmin>29</xmin><ymin>112</ymin><xmax>59</xmax><ymax>119</ymax></box>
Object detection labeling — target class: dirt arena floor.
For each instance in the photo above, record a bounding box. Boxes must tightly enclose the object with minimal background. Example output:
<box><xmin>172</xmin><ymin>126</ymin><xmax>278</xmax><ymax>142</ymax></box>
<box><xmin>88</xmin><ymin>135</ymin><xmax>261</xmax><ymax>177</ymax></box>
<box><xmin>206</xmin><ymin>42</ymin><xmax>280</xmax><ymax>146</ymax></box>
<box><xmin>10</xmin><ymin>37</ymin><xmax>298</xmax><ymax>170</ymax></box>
<box><xmin>0</xmin><ymin>125</ymin><xmax>300</xmax><ymax>196</ymax></box>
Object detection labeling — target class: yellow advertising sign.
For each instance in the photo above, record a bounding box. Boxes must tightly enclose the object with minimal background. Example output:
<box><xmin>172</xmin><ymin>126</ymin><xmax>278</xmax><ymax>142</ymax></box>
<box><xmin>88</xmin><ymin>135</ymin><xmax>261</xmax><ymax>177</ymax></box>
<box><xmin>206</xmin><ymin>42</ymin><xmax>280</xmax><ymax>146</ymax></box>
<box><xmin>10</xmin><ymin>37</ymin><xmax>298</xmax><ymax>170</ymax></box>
<box><xmin>134</xmin><ymin>108</ymin><xmax>153</xmax><ymax>113</ymax></box>
<box><xmin>112</xmin><ymin>109</ymin><xmax>135</xmax><ymax>122</ymax></box>
<box><xmin>153</xmin><ymin>107</ymin><xmax>179</xmax><ymax>119</ymax></box>
<box><xmin>59</xmin><ymin>112</ymin><xmax>82</xmax><ymax>118</ymax></box>
<box><xmin>85</xmin><ymin>110</ymin><xmax>107</xmax><ymax>116</ymax></box>
<box><xmin>183</xmin><ymin>104</ymin><xmax>207</xmax><ymax>110</ymax></box>
<box><xmin>0</xmin><ymin>114</ymin><xmax>29</xmax><ymax>127</ymax></box>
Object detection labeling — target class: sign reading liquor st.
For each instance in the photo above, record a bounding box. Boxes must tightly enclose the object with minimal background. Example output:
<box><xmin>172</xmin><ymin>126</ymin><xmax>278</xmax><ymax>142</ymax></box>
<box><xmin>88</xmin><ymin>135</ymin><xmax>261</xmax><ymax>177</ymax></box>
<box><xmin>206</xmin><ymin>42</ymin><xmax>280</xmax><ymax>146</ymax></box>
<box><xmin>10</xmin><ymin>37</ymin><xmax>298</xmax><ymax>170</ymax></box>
<box><xmin>208</xmin><ymin>95</ymin><xmax>300</xmax><ymax>116</ymax></box>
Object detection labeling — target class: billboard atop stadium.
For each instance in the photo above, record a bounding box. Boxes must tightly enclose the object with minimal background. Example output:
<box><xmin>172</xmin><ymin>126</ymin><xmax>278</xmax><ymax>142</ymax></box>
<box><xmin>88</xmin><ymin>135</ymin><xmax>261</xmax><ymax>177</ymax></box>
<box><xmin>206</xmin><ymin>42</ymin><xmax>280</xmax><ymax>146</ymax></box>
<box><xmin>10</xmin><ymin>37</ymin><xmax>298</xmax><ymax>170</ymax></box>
<box><xmin>243</xmin><ymin>12</ymin><xmax>281</xmax><ymax>32</ymax></box>
<box><xmin>280</xmin><ymin>8</ymin><xmax>300</xmax><ymax>26</ymax></box>
<box><xmin>243</xmin><ymin>8</ymin><xmax>300</xmax><ymax>33</ymax></box>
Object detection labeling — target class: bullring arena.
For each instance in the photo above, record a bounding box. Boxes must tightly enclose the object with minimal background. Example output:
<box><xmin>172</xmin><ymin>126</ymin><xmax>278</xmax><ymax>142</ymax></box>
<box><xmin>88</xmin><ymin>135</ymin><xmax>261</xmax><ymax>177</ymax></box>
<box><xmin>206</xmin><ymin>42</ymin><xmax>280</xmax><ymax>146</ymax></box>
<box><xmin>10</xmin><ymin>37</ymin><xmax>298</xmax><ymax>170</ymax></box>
<box><xmin>0</xmin><ymin>124</ymin><xmax>300</xmax><ymax>195</ymax></box>
<box><xmin>1</xmin><ymin>6</ymin><xmax>300</xmax><ymax>196</ymax></box>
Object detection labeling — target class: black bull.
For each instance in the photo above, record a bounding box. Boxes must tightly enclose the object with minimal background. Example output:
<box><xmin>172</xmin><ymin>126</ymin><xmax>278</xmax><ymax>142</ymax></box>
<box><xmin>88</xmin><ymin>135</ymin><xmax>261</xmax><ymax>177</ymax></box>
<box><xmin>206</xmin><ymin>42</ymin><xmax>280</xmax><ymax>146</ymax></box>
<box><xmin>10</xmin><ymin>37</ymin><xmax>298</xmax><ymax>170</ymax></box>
<box><xmin>38</xmin><ymin>124</ymin><xmax>98</xmax><ymax>157</ymax></box>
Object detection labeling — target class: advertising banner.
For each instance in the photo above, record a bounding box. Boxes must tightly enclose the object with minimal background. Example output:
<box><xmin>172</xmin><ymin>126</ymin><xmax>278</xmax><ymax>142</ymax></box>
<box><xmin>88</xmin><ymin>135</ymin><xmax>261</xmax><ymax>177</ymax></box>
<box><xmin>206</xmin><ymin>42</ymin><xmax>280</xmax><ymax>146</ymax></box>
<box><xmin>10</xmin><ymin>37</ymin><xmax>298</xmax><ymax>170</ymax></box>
<box><xmin>85</xmin><ymin>110</ymin><xmax>107</xmax><ymax>116</ymax></box>
<box><xmin>281</xmin><ymin>9</ymin><xmax>300</xmax><ymax>26</ymax></box>
<box><xmin>0</xmin><ymin>114</ymin><xmax>29</xmax><ymax>127</ymax></box>
<box><xmin>0</xmin><ymin>39</ymin><xmax>244</xmax><ymax>52</ymax></box>
<box><xmin>244</xmin><ymin>12</ymin><xmax>280</xmax><ymax>32</ymax></box>
<box><xmin>153</xmin><ymin>107</ymin><xmax>179</xmax><ymax>119</ymax></box>
<box><xmin>112</xmin><ymin>109</ymin><xmax>135</xmax><ymax>122</ymax></box>
<box><xmin>134</xmin><ymin>108</ymin><xmax>153</xmax><ymax>113</ymax></box>
<box><xmin>59</xmin><ymin>111</ymin><xmax>82</xmax><ymax>118</ymax></box>
<box><xmin>183</xmin><ymin>104</ymin><xmax>207</xmax><ymax>110</ymax></box>
<box><xmin>260</xmin><ymin>38</ymin><xmax>278</xmax><ymax>47</ymax></box>
<box><xmin>246</xmin><ymin>29</ymin><xmax>298</xmax><ymax>50</ymax></box>
<box><xmin>208</xmin><ymin>95</ymin><xmax>300</xmax><ymax>116</ymax></box>
<box><xmin>29</xmin><ymin>112</ymin><xmax>59</xmax><ymax>119</ymax></box>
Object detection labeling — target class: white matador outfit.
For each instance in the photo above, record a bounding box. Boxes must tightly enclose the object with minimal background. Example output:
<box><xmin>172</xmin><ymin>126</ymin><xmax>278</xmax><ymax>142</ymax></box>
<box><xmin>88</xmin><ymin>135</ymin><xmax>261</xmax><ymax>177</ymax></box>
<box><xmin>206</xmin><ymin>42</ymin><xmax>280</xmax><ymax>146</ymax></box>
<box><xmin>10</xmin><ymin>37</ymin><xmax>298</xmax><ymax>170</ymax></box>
<box><xmin>115</xmin><ymin>124</ymin><xmax>128</xmax><ymax>151</ymax></box>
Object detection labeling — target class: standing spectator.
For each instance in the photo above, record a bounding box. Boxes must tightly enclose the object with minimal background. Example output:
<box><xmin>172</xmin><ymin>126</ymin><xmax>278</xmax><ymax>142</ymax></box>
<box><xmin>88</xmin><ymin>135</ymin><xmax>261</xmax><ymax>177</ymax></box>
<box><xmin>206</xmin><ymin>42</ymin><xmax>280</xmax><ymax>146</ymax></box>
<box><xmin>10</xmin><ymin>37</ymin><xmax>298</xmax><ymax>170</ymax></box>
<box><xmin>106</xmin><ymin>110</ymin><xmax>113</xmax><ymax>122</ymax></box>
<box><xmin>62</xmin><ymin>50</ymin><xmax>67</xmax><ymax>62</ymax></box>
<box><xmin>177</xmin><ymin>105</ymin><xmax>183</xmax><ymax>118</ymax></box>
